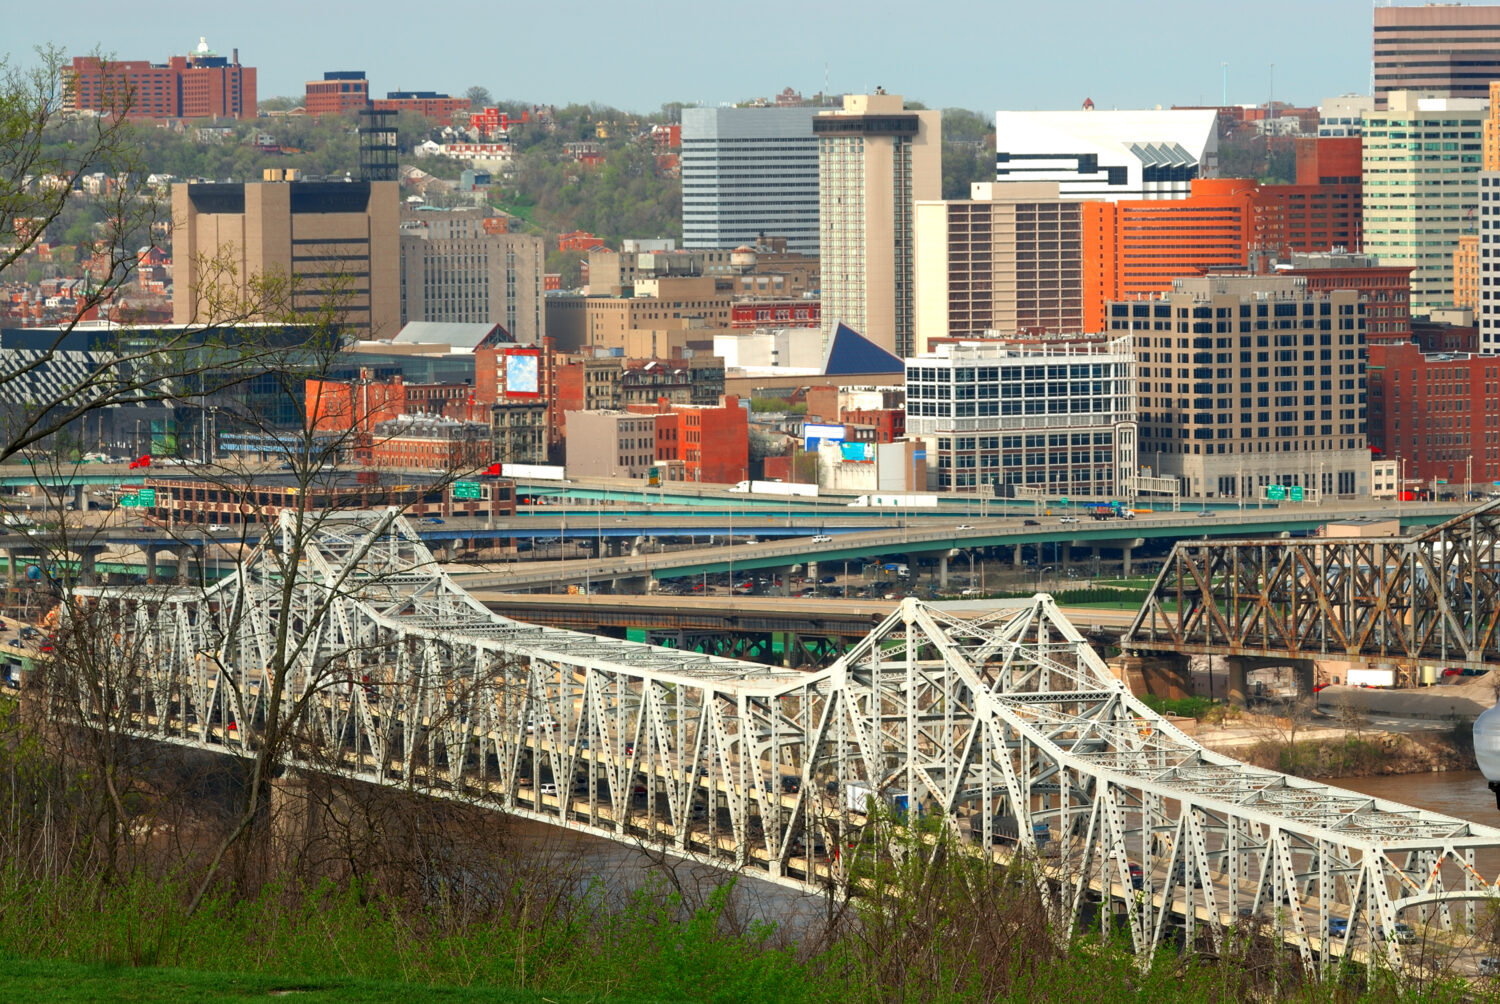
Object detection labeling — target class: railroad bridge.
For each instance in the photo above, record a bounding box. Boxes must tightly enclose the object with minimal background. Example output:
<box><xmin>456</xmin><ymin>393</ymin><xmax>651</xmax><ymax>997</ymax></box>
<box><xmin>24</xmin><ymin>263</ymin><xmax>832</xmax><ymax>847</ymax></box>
<box><xmin>57</xmin><ymin>509</ymin><xmax>1500</xmax><ymax>972</ymax></box>
<box><xmin>1122</xmin><ymin>499</ymin><xmax>1500</xmax><ymax>697</ymax></box>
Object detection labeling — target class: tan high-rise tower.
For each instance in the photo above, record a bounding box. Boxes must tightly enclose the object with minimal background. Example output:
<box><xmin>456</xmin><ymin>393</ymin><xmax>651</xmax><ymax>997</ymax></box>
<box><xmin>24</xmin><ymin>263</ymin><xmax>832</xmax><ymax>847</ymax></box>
<box><xmin>172</xmin><ymin>179</ymin><xmax>400</xmax><ymax>339</ymax></box>
<box><xmin>816</xmin><ymin>91</ymin><xmax>940</xmax><ymax>358</ymax></box>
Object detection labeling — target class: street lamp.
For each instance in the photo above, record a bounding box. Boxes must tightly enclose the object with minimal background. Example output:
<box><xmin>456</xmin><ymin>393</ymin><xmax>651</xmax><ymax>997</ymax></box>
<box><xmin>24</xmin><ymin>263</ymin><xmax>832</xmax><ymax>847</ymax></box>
<box><xmin>1475</xmin><ymin>698</ymin><xmax>1500</xmax><ymax>808</ymax></box>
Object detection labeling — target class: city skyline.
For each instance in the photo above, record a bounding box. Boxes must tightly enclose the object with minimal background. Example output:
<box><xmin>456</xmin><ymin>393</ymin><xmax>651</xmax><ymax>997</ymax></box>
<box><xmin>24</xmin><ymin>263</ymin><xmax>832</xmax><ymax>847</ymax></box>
<box><xmin>9</xmin><ymin>0</ymin><xmax>1393</xmax><ymax>114</ymax></box>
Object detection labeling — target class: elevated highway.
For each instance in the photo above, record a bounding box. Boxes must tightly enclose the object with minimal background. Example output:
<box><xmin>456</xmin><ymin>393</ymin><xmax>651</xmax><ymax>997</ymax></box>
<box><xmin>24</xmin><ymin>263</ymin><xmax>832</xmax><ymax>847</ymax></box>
<box><xmin>475</xmin><ymin>592</ymin><xmax>1137</xmax><ymax>667</ymax></box>
<box><xmin>445</xmin><ymin>503</ymin><xmax>1469</xmax><ymax>590</ymax></box>
<box><xmin>57</xmin><ymin>509</ymin><xmax>1500</xmax><ymax>975</ymax></box>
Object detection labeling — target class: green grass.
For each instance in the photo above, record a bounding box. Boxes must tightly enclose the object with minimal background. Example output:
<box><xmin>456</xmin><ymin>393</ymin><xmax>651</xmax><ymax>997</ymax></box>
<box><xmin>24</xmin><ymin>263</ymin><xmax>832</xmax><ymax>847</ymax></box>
<box><xmin>0</xmin><ymin>956</ymin><xmax>634</xmax><ymax>1004</ymax></box>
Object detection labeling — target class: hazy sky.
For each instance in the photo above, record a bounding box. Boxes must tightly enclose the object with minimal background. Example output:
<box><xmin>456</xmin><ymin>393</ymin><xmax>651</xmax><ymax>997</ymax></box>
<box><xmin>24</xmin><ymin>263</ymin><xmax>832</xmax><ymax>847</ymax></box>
<box><xmin>8</xmin><ymin>0</ymin><xmax>1386</xmax><ymax>113</ymax></box>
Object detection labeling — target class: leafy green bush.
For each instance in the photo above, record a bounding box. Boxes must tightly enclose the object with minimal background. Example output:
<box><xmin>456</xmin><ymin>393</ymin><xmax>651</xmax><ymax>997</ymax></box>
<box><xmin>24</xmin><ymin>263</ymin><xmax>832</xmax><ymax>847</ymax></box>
<box><xmin>1140</xmin><ymin>693</ymin><xmax>1217</xmax><ymax>720</ymax></box>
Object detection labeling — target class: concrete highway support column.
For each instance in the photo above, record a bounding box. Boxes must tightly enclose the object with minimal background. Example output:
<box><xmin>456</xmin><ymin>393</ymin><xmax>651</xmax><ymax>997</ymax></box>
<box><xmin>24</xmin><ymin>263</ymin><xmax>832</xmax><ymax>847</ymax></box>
<box><xmin>145</xmin><ymin>546</ymin><xmax>159</xmax><ymax>584</ymax></box>
<box><xmin>72</xmin><ymin>485</ymin><xmax>84</xmax><ymax>511</ymax></box>
<box><xmin>1013</xmin><ymin>544</ymin><xmax>1023</xmax><ymax>568</ymax></box>
<box><xmin>1121</xmin><ymin>546</ymin><xmax>1132</xmax><ymax>577</ymax></box>
<box><xmin>937</xmin><ymin>554</ymin><xmax>948</xmax><ymax>589</ymax></box>
<box><xmin>79</xmin><ymin>549</ymin><xmax>98</xmax><ymax>586</ymax></box>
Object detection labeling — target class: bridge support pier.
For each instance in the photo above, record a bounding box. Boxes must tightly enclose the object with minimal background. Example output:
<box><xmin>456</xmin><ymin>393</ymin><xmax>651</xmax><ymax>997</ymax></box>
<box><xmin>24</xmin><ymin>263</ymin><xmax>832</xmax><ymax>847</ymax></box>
<box><xmin>144</xmin><ymin>545</ymin><xmax>159</xmax><ymax>584</ymax></box>
<box><xmin>1013</xmin><ymin>544</ymin><xmax>1022</xmax><ymax>568</ymax></box>
<box><xmin>1117</xmin><ymin>653</ymin><xmax>1193</xmax><ymax>700</ymax></box>
<box><xmin>937</xmin><ymin>554</ymin><xmax>948</xmax><ymax>589</ymax></box>
<box><xmin>1121</xmin><ymin>546</ymin><xmax>1132</xmax><ymax>577</ymax></box>
<box><xmin>1224</xmin><ymin>656</ymin><xmax>1249</xmax><ymax>706</ymax></box>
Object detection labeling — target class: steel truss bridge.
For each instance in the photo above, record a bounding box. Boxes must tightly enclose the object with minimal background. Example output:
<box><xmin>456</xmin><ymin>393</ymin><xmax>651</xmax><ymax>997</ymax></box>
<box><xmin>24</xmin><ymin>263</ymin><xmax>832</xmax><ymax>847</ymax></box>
<box><xmin>61</xmin><ymin>510</ymin><xmax>1500</xmax><ymax>973</ymax></box>
<box><xmin>1122</xmin><ymin>499</ymin><xmax>1500</xmax><ymax>673</ymax></box>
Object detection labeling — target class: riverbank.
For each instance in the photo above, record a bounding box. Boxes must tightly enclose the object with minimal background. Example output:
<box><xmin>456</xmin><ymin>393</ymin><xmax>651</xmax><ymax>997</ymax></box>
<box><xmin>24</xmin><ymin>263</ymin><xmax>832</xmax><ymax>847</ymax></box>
<box><xmin>1189</xmin><ymin>712</ymin><xmax>1475</xmax><ymax>780</ymax></box>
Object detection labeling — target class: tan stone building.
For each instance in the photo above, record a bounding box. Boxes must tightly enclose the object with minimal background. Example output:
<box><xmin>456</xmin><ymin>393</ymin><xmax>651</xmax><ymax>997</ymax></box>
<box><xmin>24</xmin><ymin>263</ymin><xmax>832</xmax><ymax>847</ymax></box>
<box><xmin>914</xmin><ymin>182</ymin><xmax>1084</xmax><ymax>354</ymax></box>
<box><xmin>543</xmin><ymin>276</ymin><xmax>733</xmax><ymax>353</ymax></box>
<box><xmin>588</xmin><ymin>239</ymin><xmax>819</xmax><ymax>300</ymax></box>
<box><xmin>1107</xmin><ymin>274</ymin><xmax>1369</xmax><ymax>499</ymax></box>
<box><xmin>564</xmin><ymin>410</ymin><xmax>659</xmax><ymax>478</ymax></box>
<box><xmin>172</xmin><ymin>180</ymin><xmax>400</xmax><ymax>338</ymax></box>
<box><xmin>817</xmin><ymin>91</ymin><xmax>941</xmax><ymax>357</ymax></box>
<box><xmin>1456</xmin><ymin>233</ymin><xmax>1480</xmax><ymax>314</ymax></box>
<box><xmin>399</xmin><ymin>207</ymin><xmax>545</xmax><ymax>343</ymax></box>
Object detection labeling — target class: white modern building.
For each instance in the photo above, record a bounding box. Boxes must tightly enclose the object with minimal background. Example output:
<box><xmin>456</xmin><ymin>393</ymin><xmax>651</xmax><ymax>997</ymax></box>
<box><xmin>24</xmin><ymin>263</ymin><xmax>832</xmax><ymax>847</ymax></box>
<box><xmin>1319</xmin><ymin>94</ymin><xmax>1375</xmax><ymax>137</ymax></box>
<box><xmin>1362</xmin><ymin>91</ymin><xmax>1486</xmax><ymax>317</ymax></box>
<box><xmin>681</xmin><ymin>106</ymin><xmax>821</xmax><ymax>254</ymax></box>
<box><xmin>992</xmin><ymin>108</ymin><xmax>1219</xmax><ymax>201</ymax></box>
<box><xmin>904</xmin><ymin>338</ymin><xmax>1137</xmax><ymax>495</ymax></box>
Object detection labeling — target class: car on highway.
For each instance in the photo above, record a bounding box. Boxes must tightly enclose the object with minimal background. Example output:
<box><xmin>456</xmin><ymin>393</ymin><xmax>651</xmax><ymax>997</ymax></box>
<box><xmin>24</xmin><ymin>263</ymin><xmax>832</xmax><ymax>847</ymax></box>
<box><xmin>811</xmin><ymin>534</ymin><xmax>833</xmax><ymax>543</ymax></box>
<box><xmin>1196</xmin><ymin>510</ymin><xmax>1215</xmax><ymax>518</ymax></box>
<box><xmin>538</xmin><ymin>783</ymin><xmax>559</xmax><ymax>798</ymax></box>
<box><xmin>426</xmin><ymin>517</ymin><xmax>445</xmax><ymax>524</ymax></box>
<box><xmin>1057</xmin><ymin>515</ymin><xmax>1078</xmax><ymax>524</ymax></box>
<box><xmin>1328</xmin><ymin>916</ymin><xmax>1349</xmax><ymax>938</ymax></box>
<box><xmin>955</xmin><ymin>524</ymin><xmax>973</xmax><ymax>531</ymax></box>
<box><xmin>1023</xmin><ymin>519</ymin><xmax>1040</xmax><ymax>526</ymax></box>
<box><xmin>1376</xmin><ymin>922</ymin><xmax>1417</xmax><ymax>944</ymax></box>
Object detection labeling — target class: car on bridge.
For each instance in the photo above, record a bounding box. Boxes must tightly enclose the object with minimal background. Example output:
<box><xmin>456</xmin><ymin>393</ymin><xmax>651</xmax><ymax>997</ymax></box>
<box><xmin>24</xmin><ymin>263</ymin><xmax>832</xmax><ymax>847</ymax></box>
<box><xmin>1328</xmin><ymin>916</ymin><xmax>1349</xmax><ymax>938</ymax></box>
<box><xmin>1376</xmin><ymin>922</ymin><xmax>1417</xmax><ymax>944</ymax></box>
<box><xmin>812</xmin><ymin>534</ymin><xmax>833</xmax><ymax>543</ymax></box>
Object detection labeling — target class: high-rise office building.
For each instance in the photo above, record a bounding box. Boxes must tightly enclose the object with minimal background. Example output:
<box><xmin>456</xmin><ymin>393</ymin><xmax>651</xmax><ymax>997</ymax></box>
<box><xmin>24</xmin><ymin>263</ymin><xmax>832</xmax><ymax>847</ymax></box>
<box><xmin>1107</xmin><ymin>274</ymin><xmax>1368</xmax><ymax>500</ymax></box>
<box><xmin>680</xmin><ymin>106</ymin><xmax>820</xmax><ymax>254</ymax></box>
<box><xmin>399</xmin><ymin>207</ymin><xmax>545</xmax><ymax>343</ymax></box>
<box><xmin>1374</xmin><ymin>4</ymin><xmax>1500</xmax><ymax>109</ymax></box>
<box><xmin>817</xmin><ymin>91</ymin><xmax>941</xmax><ymax>358</ymax></box>
<box><xmin>1476</xmin><ymin>81</ymin><xmax>1500</xmax><ymax>350</ymax></box>
<box><xmin>172</xmin><ymin>180</ymin><xmax>401</xmax><ymax>339</ymax></box>
<box><xmin>913</xmin><ymin>182</ymin><xmax>1085</xmax><ymax>352</ymax></box>
<box><xmin>1363</xmin><ymin>91</ymin><xmax>1485</xmax><ymax>317</ymax></box>
<box><xmin>992</xmin><ymin>108</ymin><xmax>1218</xmax><ymax>201</ymax></box>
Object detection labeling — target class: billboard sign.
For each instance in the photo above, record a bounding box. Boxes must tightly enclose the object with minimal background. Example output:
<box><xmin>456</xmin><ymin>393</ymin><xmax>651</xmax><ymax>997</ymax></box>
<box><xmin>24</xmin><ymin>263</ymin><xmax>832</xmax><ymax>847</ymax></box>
<box><xmin>503</xmin><ymin>348</ymin><xmax>541</xmax><ymax>397</ymax></box>
<box><xmin>803</xmin><ymin>423</ymin><xmax>845</xmax><ymax>453</ymax></box>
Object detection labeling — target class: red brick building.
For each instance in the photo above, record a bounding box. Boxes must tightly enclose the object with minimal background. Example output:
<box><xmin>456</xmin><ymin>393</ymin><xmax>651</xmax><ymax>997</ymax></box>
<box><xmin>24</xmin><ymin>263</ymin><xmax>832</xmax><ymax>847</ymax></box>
<box><xmin>67</xmin><ymin>44</ymin><xmax>256</xmax><ymax>120</ymax></box>
<box><xmin>1248</xmin><ymin>138</ymin><xmax>1363</xmax><ymax>258</ymax></box>
<box><xmin>1366</xmin><ymin>339</ymin><xmax>1500</xmax><ymax>488</ymax></box>
<box><xmin>305</xmin><ymin>71</ymin><xmax>369</xmax><ymax>117</ymax></box>
<box><xmin>1274</xmin><ymin>252</ymin><xmax>1412</xmax><ymax>344</ymax></box>
<box><xmin>368</xmin><ymin>415</ymin><xmax>492</xmax><ymax>470</ymax></box>
<box><xmin>129</xmin><ymin>474</ymin><xmax>514</xmax><ymax>527</ymax></box>
<box><xmin>372</xmin><ymin>92</ymin><xmax>468</xmax><ymax>126</ymax></box>
<box><xmin>648</xmin><ymin>397</ymin><xmax>749</xmax><ymax>485</ymax></box>
<box><xmin>558</xmin><ymin>231</ymin><xmax>608</xmax><ymax>253</ymax></box>
<box><xmin>307</xmin><ymin>375</ymin><xmax>478</xmax><ymax>432</ymax></box>
<box><xmin>1082</xmin><ymin>139</ymin><xmax>1363</xmax><ymax>330</ymax></box>
<box><xmin>730</xmin><ymin>300</ymin><xmax>821</xmax><ymax>329</ymax></box>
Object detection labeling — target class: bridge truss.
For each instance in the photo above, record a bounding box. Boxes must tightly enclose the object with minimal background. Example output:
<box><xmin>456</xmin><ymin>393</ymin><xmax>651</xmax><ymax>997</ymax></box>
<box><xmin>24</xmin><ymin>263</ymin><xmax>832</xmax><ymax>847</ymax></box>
<box><xmin>1122</xmin><ymin>499</ymin><xmax>1500</xmax><ymax>669</ymax></box>
<box><xmin>62</xmin><ymin>509</ymin><xmax>1500</xmax><ymax>972</ymax></box>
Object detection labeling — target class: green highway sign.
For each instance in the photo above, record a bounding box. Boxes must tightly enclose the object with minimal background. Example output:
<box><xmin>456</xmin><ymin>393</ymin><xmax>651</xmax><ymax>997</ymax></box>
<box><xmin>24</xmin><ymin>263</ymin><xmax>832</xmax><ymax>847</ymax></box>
<box><xmin>454</xmin><ymin>481</ymin><xmax>481</xmax><ymax>500</ymax></box>
<box><xmin>1267</xmin><ymin>485</ymin><xmax>1286</xmax><ymax>501</ymax></box>
<box><xmin>1060</xmin><ymin>497</ymin><xmax>1069</xmax><ymax>505</ymax></box>
<box><xmin>138</xmin><ymin>488</ymin><xmax>155</xmax><ymax>507</ymax></box>
<box><xmin>119</xmin><ymin>493</ymin><xmax>138</xmax><ymax>507</ymax></box>
<box><xmin>1289</xmin><ymin>486</ymin><xmax>1304</xmax><ymax>502</ymax></box>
